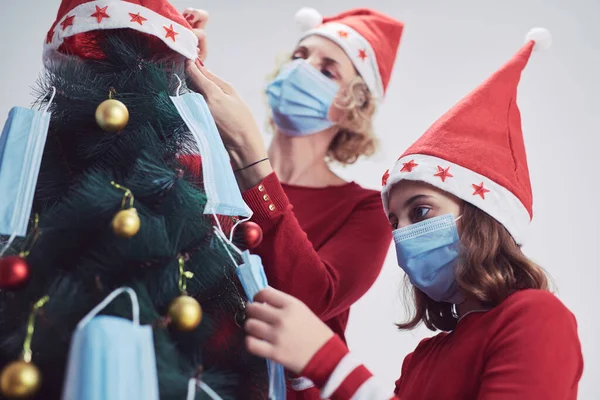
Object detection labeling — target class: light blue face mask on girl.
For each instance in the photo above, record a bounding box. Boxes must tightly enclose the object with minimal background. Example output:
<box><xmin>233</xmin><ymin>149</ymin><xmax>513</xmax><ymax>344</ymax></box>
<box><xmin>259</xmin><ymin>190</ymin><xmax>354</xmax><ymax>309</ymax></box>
<box><xmin>266</xmin><ymin>59</ymin><xmax>339</xmax><ymax>137</ymax></box>
<box><xmin>0</xmin><ymin>90</ymin><xmax>54</xmax><ymax>237</ymax></box>
<box><xmin>61</xmin><ymin>287</ymin><xmax>159</xmax><ymax>400</ymax></box>
<box><xmin>393</xmin><ymin>214</ymin><xmax>463</xmax><ymax>304</ymax></box>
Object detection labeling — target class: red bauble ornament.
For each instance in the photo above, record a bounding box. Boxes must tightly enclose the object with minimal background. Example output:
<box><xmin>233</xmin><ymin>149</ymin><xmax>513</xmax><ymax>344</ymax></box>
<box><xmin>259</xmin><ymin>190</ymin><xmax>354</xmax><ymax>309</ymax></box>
<box><xmin>0</xmin><ymin>256</ymin><xmax>31</xmax><ymax>289</ymax></box>
<box><xmin>236</xmin><ymin>221</ymin><xmax>263</xmax><ymax>250</ymax></box>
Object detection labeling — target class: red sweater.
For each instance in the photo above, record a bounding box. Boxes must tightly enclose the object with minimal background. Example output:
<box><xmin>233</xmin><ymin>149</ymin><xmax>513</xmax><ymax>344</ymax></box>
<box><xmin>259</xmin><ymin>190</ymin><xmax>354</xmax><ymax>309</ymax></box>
<box><xmin>302</xmin><ymin>289</ymin><xmax>584</xmax><ymax>400</ymax></box>
<box><xmin>242</xmin><ymin>172</ymin><xmax>392</xmax><ymax>399</ymax></box>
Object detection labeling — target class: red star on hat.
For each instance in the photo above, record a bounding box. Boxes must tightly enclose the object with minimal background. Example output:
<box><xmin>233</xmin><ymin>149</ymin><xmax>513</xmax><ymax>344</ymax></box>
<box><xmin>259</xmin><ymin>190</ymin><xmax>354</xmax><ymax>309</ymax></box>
<box><xmin>60</xmin><ymin>15</ymin><xmax>75</xmax><ymax>30</ymax></box>
<box><xmin>46</xmin><ymin>28</ymin><xmax>55</xmax><ymax>44</ymax></box>
<box><xmin>358</xmin><ymin>49</ymin><xmax>367</xmax><ymax>61</ymax></box>
<box><xmin>164</xmin><ymin>24</ymin><xmax>178</xmax><ymax>41</ymax></box>
<box><xmin>434</xmin><ymin>166</ymin><xmax>453</xmax><ymax>182</ymax></box>
<box><xmin>129</xmin><ymin>12</ymin><xmax>147</xmax><ymax>25</ymax></box>
<box><xmin>400</xmin><ymin>160</ymin><xmax>418</xmax><ymax>173</ymax></box>
<box><xmin>91</xmin><ymin>5</ymin><xmax>110</xmax><ymax>23</ymax></box>
<box><xmin>382</xmin><ymin>170</ymin><xmax>390</xmax><ymax>186</ymax></box>
<box><xmin>338</xmin><ymin>30</ymin><xmax>348</xmax><ymax>38</ymax></box>
<box><xmin>472</xmin><ymin>182</ymin><xmax>490</xmax><ymax>199</ymax></box>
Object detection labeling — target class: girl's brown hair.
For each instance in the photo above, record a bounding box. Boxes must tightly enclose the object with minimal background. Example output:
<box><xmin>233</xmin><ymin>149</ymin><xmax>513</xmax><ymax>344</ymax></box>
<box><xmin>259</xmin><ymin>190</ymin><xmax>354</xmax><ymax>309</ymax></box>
<box><xmin>398</xmin><ymin>202</ymin><xmax>550</xmax><ymax>332</ymax></box>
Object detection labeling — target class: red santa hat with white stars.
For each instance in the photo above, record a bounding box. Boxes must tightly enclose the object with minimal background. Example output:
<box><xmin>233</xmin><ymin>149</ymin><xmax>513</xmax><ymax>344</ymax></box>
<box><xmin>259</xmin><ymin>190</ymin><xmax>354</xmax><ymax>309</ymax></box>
<box><xmin>44</xmin><ymin>0</ymin><xmax>198</xmax><ymax>65</ymax></box>
<box><xmin>381</xmin><ymin>28</ymin><xmax>553</xmax><ymax>245</ymax></box>
<box><xmin>294</xmin><ymin>8</ymin><xmax>404</xmax><ymax>100</ymax></box>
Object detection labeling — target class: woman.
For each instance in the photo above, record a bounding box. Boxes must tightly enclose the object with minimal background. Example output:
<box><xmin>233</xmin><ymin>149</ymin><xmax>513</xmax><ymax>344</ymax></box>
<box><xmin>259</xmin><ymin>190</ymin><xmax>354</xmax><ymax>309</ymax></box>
<box><xmin>242</xmin><ymin>30</ymin><xmax>584</xmax><ymax>399</ymax></box>
<box><xmin>183</xmin><ymin>7</ymin><xmax>404</xmax><ymax>397</ymax></box>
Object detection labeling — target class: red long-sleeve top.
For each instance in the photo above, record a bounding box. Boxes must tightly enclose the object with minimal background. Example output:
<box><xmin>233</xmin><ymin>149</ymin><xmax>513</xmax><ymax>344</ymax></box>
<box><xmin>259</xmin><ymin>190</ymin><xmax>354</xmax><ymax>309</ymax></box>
<box><xmin>301</xmin><ymin>289</ymin><xmax>584</xmax><ymax>400</ymax></box>
<box><xmin>242</xmin><ymin>173</ymin><xmax>392</xmax><ymax>399</ymax></box>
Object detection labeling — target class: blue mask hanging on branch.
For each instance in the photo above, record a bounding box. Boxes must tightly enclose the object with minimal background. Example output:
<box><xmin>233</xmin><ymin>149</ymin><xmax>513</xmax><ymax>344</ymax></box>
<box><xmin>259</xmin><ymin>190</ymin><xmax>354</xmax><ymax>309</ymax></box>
<box><xmin>0</xmin><ymin>88</ymin><xmax>55</xmax><ymax>237</ymax></box>
<box><xmin>170</xmin><ymin>77</ymin><xmax>252</xmax><ymax>219</ymax></box>
<box><xmin>212</xmin><ymin>229</ymin><xmax>286</xmax><ymax>400</ymax></box>
<box><xmin>266</xmin><ymin>59</ymin><xmax>339</xmax><ymax>137</ymax></box>
<box><xmin>61</xmin><ymin>287</ymin><xmax>159</xmax><ymax>400</ymax></box>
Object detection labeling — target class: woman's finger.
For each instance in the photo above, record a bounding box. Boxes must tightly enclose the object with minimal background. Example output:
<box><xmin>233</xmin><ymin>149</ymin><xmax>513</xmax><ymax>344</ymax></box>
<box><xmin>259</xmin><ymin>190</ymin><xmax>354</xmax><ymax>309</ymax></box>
<box><xmin>185</xmin><ymin>59</ymin><xmax>220</xmax><ymax>97</ymax></box>
<box><xmin>244</xmin><ymin>318</ymin><xmax>277</xmax><ymax>342</ymax></box>
<box><xmin>183</xmin><ymin>9</ymin><xmax>209</xmax><ymax>29</ymax></box>
<box><xmin>197</xmin><ymin>65</ymin><xmax>234</xmax><ymax>95</ymax></box>
<box><xmin>245</xmin><ymin>301</ymin><xmax>281</xmax><ymax>324</ymax></box>
<box><xmin>193</xmin><ymin>28</ymin><xmax>208</xmax><ymax>61</ymax></box>
<box><xmin>245</xmin><ymin>336</ymin><xmax>276</xmax><ymax>360</ymax></box>
<box><xmin>253</xmin><ymin>287</ymin><xmax>295</xmax><ymax>309</ymax></box>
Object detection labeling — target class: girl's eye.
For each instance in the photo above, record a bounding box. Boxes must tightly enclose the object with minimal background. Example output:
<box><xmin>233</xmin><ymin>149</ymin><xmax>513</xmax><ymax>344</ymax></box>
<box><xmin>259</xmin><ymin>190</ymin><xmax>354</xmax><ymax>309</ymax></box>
<box><xmin>412</xmin><ymin>207</ymin><xmax>431</xmax><ymax>221</ymax></box>
<box><xmin>291</xmin><ymin>51</ymin><xmax>306</xmax><ymax>60</ymax></box>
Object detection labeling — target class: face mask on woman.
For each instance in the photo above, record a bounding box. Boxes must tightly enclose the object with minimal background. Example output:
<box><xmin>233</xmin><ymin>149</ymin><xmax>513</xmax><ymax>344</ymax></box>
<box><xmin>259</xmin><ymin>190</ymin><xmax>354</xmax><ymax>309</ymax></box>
<box><xmin>266</xmin><ymin>59</ymin><xmax>339</xmax><ymax>136</ymax></box>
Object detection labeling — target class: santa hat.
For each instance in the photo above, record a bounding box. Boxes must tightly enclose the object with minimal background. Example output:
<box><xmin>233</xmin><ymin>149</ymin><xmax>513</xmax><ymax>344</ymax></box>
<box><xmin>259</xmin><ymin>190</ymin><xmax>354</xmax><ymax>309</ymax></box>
<box><xmin>43</xmin><ymin>0</ymin><xmax>198</xmax><ymax>65</ymax></box>
<box><xmin>294</xmin><ymin>8</ymin><xmax>404</xmax><ymax>100</ymax></box>
<box><xmin>381</xmin><ymin>28</ymin><xmax>553</xmax><ymax>245</ymax></box>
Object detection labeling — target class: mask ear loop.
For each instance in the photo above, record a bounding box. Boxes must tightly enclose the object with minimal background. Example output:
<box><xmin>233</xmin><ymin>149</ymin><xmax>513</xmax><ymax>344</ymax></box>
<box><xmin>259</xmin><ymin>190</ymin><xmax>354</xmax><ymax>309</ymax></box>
<box><xmin>0</xmin><ymin>232</ymin><xmax>17</xmax><ymax>257</ymax></box>
<box><xmin>187</xmin><ymin>377</ymin><xmax>223</xmax><ymax>400</ymax></box>
<box><xmin>212</xmin><ymin>214</ymin><xmax>243</xmax><ymax>267</ymax></box>
<box><xmin>44</xmin><ymin>86</ymin><xmax>57</xmax><ymax>113</ymax></box>
<box><xmin>174</xmin><ymin>74</ymin><xmax>183</xmax><ymax>97</ymax></box>
<box><xmin>76</xmin><ymin>287</ymin><xmax>140</xmax><ymax>331</ymax></box>
<box><xmin>228</xmin><ymin>214</ymin><xmax>252</xmax><ymax>243</ymax></box>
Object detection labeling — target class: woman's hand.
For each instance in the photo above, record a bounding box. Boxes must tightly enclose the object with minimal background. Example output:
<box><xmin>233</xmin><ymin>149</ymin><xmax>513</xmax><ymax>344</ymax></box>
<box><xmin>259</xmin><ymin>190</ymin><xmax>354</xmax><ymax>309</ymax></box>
<box><xmin>244</xmin><ymin>287</ymin><xmax>334</xmax><ymax>374</ymax></box>
<box><xmin>185</xmin><ymin>59</ymin><xmax>272</xmax><ymax>190</ymax></box>
<box><xmin>183</xmin><ymin>9</ymin><xmax>209</xmax><ymax>61</ymax></box>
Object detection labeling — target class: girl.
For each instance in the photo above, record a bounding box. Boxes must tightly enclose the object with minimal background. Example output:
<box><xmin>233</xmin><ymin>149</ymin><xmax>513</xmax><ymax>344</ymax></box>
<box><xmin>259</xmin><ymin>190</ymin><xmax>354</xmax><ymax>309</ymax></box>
<box><xmin>184</xmin><ymin>8</ymin><xmax>404</xmax><ymax>398</ymax></box>
<box><xmin>242</xmin><ymin>29</ymin><xmax>584</xmax><ymax>399</ymax></box>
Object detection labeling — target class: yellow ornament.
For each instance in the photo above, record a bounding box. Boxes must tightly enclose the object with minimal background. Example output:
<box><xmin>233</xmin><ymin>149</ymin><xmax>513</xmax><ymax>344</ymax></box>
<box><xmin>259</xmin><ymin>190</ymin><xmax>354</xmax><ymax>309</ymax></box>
<box><xmin>112</xmin><ymin>208</ymin><xmax>140</xmax><ymax>238</ymax></box>
<box><xmin>168</xmin><ymin>295</ymin><xmax>203</xmax><ymax>331</ymax></box>
<box><xmin>95</xmin><ymin>98</ymin><xmax>129</xmax><ymax>133</ymax></box>
<box><xmin>0</xmin><ymin>360</ymin><xmax>41</xmax><ymax>399</ymax></box>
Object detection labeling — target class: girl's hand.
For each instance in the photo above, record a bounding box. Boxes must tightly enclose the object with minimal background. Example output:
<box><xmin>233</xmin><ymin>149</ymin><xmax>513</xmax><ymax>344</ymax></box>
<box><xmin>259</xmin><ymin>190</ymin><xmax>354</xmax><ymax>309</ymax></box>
<box><xmin>244</xmin><ymin>287</ymin><xmax>334</xmax><ymax>374</ymax></box>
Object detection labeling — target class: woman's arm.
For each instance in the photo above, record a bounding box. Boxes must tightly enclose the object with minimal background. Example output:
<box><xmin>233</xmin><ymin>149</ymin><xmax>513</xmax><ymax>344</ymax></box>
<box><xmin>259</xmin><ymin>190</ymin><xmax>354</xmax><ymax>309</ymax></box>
<box><xmin>242</xmin><ymin>173</ymin><xmax>391</xmax><ymax>320</ymax></box>
<box><xmin>184</xmin><ymin>63</ymin><xmax>392</xmax><ymax>320</ymax></box>
<box><xmin>245</xmin><ymin>287</ymin><xmax>399</xmax><ymax>400</ymax></box>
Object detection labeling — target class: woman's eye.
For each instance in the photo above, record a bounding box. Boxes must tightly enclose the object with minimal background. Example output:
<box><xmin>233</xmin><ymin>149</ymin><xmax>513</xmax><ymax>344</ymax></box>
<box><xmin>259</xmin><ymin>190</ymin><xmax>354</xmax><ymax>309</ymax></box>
<box><xmin>321</xmin><ymin>69</ymin><xmax>335</xmax><ymax>79</ymax></box>
<box><xmin>291</xmin><ymin>52</ymin><xmax>305</xmax><ymax>60</ymax></box>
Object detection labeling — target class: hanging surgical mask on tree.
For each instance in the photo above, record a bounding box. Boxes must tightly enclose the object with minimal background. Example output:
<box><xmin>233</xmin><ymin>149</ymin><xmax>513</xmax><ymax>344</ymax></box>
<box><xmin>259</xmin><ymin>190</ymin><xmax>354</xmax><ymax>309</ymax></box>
<box><xmin>170</xmin><ymin>78</ymin><xmax>252</xmax><ymax>218</ymax></box>
<box><xmin>266</xmin><ymin>59</ymin><xmax>339</xmax><ymax>136</ymax></box>
<box><xmin>393</xmin><ymin>214</ymin><xmax>463</xmax><ymax>304</ymax></box>
<box><xmin>213</xmin><ymin>229</ymin><xmax>286</xmax><ymax>400</ymax></box>
<box><xmin>61</xmin><ymin>287</ymin><xmax>159</xmax><ymax>400</ymax></box>
<box><xmin>0</xmin><ymin>89</ymin><xmax>54</xmax><ymax>237</ymax></box>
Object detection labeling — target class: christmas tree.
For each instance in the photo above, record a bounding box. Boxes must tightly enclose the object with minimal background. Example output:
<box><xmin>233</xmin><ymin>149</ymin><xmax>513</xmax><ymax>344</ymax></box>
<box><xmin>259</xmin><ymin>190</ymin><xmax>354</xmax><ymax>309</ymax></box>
<box><xmin>0</xmin><ymin>25</ymin><xmax>267</xmax><ymax>400</ymax></box>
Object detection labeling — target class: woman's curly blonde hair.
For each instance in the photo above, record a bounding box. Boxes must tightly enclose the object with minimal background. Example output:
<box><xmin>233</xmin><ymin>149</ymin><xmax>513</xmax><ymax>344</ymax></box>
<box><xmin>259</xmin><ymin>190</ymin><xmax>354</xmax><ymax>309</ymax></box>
<box><xmin>265</xmin><ymin>55</ymin><xmax>377</xmax><ymax>165</ymax></box>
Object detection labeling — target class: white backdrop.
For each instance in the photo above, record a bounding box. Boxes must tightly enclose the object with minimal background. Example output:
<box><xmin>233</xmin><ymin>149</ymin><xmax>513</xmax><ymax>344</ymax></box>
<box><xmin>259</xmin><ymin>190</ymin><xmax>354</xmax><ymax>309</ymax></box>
<box><xmin>1</xmin><ymin>0</ymin><xmax>598</xmax><ymax>398</ymax></box>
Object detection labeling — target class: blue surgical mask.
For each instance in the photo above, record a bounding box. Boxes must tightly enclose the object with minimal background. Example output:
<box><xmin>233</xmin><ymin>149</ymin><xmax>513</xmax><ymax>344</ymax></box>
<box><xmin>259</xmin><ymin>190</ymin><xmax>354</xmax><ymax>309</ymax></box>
<box><xmin>266</xmin><ymin>59</ymin><xmax>339</xmax><ymax>137</ymax></box>
<box><xmin>236</xmin><ymin>250</ymin><xmax>286</xmax><ymax>400</ymax></box>
<box><xmin>0</xmin><ymin>106</ymin><xmax>51</xmax><ymax>237</ymax></box>
<box><xmin>393</xmin><ymin>214</ymin><xmax>462</xmax><ymax>304</ymax></box>
<box><xmin>171</xmin><ymin>88</ymin><xmax>252</xmax><ymax>218</ymax></box>
<box><xmin>62</xmin><ymin>287</ymin><xmax>159</xmax><ymax>400</ymax></box>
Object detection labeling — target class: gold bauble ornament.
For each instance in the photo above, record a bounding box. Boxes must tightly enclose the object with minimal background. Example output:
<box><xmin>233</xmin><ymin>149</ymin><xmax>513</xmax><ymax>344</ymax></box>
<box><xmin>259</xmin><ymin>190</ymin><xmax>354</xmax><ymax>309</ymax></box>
<box><xmin>168</xmin><ymin>295</ymin><xmax>203</xmax><ymax>331</ymax></box>
<box><xmin>95</xmin><ymin>98</ymin><xmax>129</xmax><ymax>133</ymax></box>
<box><xmin>0</xmin><ymin>360</ymin><xmax>41</xmax><ymax>399</ymax></box>
<box><xmin>112</xmin><ymin>208</ymin><xmax>140</xmax><ymax>238</ymax></box>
